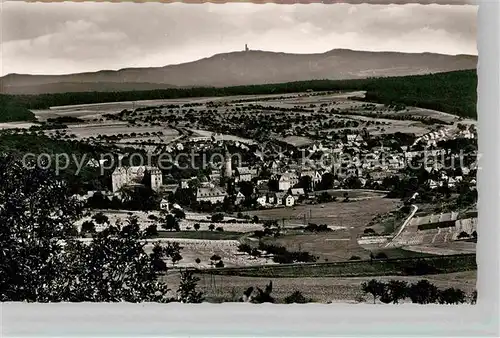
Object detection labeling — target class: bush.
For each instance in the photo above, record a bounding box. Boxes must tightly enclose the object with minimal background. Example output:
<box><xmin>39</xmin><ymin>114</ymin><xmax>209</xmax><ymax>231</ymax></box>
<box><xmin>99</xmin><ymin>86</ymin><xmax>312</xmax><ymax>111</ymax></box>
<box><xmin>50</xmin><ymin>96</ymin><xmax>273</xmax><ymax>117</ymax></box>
<box><xmin>438</xmin><ymin>287</ymin><xmax>466</xmax><ymax>304</ymax></box>
<box><xmin>250</xmin><ymin>248</ymin><xmax>261</xmax><ymax>257</ymax></box>
<box><xmin>457</xmin><ymin>231</ymin><xmax>470</xmax><ymax>239</ymax></box>
<box><xmin>283</xmin><ymin>291</ymin><xmax>311</xmax><ymax>304</ymax></box>
<box><xmin>361</xmin><ymin>279</ymin><xmax>386</xmax><ymax>304</ymax></box>
<box><xmin>214</xmin><ymin>260</ymin><xmax>225</xmax><ymax>268</ymax></box>
<box><xmin>408</xmin><ymin>280</ymin><xmax>440</xmax><ymax>304</ymax></box>
<box><xmin>251</xmin><ymin>281</ymin><xmax>274</xmax><ymax>304</ymax></box>
<box><xmin>349</xmin><ymin>255</ymin><xmax>361</xmax><ymax>260</ymax></box>
<box><xmin>211</xmin><ymin>213</ymin><xmax>224</xmax><ymax>222</ymax></box>
<box><xmin>375</xmin><ymin>252</ymin><xmax>388</xmax><ymax>260</ymax></box>
<box><xmin>177</xmin><ymin>270</ymin><xmax>204</xmax><ymax>303</ymax></box>
<box><xmin>258</xmin><ymin>242</ymin><xmax>316</xmax><ymax>264</ymax></box>
<box><xmin>304</xmin><ymin>223</ymin><xmax>330</xmax><ymax>232</ymax></box>
<box><xmin>238</xmin><ymin>243</ymin><xmax>252</xmax><ymax>253</ymax></box>
<box><xmin>216</xmin><ymin>227</ymin><xmax>224</xmax><ymax>232</ymax></box>
<box><xmin>210</xmin><ymin>254</ymin><xmax>222</xmax><ymax>261</ymax></box>
<box><xmin>363</xmin><ymin>228</ymin><xmax>376</xmax><ymax>235</ymax></box>
<box><xmin>144</xmin><ymin>224</ymin><xmax>158</xmax><ymax>237</ymax></box>
<box><xmin>195</xmin><ymin>258</ymin><xmax>201</xmax><ymax>264</ymax></box>
<box><xmin>81</xmin><ymin>220</ymin><xmax>96</xmax><ymax>234</ymax></box>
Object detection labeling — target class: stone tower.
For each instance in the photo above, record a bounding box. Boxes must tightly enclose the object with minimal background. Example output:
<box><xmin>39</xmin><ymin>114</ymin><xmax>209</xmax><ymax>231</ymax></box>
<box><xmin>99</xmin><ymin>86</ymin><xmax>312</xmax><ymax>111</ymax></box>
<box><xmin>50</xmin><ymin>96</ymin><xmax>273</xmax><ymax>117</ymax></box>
<box><xmin>223</xmin><ymin>146</ymin><xmax>232</xmax><ymax>179</ymax></box>
<box><xmin>245</xmin><ymin>44</ymin><xmax>249</xmax><ymax>52</ymax></box>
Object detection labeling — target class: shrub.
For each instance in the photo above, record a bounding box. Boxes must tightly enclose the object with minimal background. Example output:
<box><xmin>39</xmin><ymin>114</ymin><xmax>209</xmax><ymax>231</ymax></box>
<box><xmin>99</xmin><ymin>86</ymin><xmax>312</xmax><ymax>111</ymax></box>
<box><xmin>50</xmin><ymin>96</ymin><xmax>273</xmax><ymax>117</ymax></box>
<box><xmin>214</xmin><ymin>260</ymin><xmax>225</xmax><ymax>268</ymax></box>
<box><xmin>361</xmin><ymin>279</ymin><xmax>385</xmax><ymax>304</ymax></box>
<box><xmin>210</xmin><ymin>254</ymin><xmax>222</xmax><ymax>261</ymax></box>
<box><xmin>363</xmin><ymin>228</ymin><xmax>376</xmax><ymax>235</ymax></box>
<box><xmin>211</xmin><ymin>213</ymin><xmax>224</xmax><ymax>222</ymax></box>
<box><xmin>284</xmin><ymin>291</ymin><xmax>311</xmax><ymax>304</ymax></box>
<box><xmin>252</xmin><ymin>281</ymin><xmax>274</xmax><ymax>304</ymax></box>
<box><xmin>250</xmin><ymin>248</ymin><xmax>261</xmax><ymax>257</ymax></box>
<box><xmin>375</xmin><ymin>252</ymin><xmax>388</xmax><ymax>260</ymax></box>
<box><xmin>81</xmin><ymin>220</ymin><xmax>96</xmax><ymax>234</ymax></box>
<box><xmin>438</xmin><ymin>287</ymin><xmax>466</xmax><ymax>304</ymax></box>
<box><xmin>238</xmin><ymin>243</ymin><xmax>252</xmax><ymax>253</ymax></box>
<box><xmin>216</xmin><ymin>227</ymin><xmax>224</xmax><ymax>232</ymax></box>
<box><xmin>386</xmin><ymin>280</ymin><xmax>409</xmax><ymax>304</ymax></box>
<box><xmin>457</xmin><ymin>231</ymin><xmax>470</xmax><ymax>239</ymax></box>
<box><xmin>177</xmin><ymin>270</ymin><xmax>204</xmax><ymax>303</ymax></box>
<box><xmin>408</xmin><ymin>280</ymin><xmax>440</xmax><ymax>304</ymax></box>
<box><xmin>195</xmin><ymin>258</ymin><xmax>201</xmax><ymax>264</ymax></box>
<box><xmin>349</xmin><ymin>255</ymin><xmax>361</xmax><ymax>260</ymax></box>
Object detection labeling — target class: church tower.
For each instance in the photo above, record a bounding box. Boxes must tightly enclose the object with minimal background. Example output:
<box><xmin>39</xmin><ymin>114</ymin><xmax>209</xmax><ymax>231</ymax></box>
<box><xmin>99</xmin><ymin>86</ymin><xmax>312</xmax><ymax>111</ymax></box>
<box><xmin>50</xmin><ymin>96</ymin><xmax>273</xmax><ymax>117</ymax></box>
<box><xmin>223</xmin><ymin>146</ymin><xmax>232</xmax><ymax>179</ymax></box>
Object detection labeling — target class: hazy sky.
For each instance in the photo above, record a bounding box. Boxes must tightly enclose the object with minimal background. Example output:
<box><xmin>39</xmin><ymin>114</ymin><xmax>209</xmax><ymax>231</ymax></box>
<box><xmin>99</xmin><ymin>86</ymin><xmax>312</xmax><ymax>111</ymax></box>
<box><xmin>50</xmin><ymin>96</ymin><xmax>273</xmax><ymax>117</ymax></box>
<box><xmin>0</xmin><ymin>1</ymin><xmax>477</xmax><ymax>76</ymax></box>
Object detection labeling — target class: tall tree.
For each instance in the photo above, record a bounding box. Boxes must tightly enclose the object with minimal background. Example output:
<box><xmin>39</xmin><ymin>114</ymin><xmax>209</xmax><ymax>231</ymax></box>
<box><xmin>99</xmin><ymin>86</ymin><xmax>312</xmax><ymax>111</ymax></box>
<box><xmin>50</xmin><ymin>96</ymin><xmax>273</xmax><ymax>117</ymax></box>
<box><xmin>0</xmin><ymin>155</ymin><xmax>182</xmax><ymax>302</ymax></box>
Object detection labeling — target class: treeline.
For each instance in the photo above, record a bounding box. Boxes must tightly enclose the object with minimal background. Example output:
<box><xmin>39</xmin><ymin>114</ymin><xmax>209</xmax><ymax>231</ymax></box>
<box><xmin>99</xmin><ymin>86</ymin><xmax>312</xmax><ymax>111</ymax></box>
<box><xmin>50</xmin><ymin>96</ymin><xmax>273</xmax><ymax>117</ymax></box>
<box><xmin>361</xmin><ymin>279</ymin><xmax>475</xmax><ymax>305</ymax></box>
<box><xmin>362</xmin><ymin>70</ymin><xmax>477</xmax><ymax>119</ymax></box>
<box><xmin>0</xmin><ymin>70</ymin><xmax>477</xmax><ymax>122</ymax></box>
<box><xmin>0</xmin><ymin>95</ymin><xmax>36</xmax><ymax>122</ymax></box>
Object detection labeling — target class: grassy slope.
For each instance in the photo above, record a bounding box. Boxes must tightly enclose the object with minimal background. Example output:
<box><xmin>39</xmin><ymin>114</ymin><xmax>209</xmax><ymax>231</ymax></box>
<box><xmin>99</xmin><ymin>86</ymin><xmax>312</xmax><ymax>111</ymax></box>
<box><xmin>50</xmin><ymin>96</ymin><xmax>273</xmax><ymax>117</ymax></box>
<box><xmin>1</xmin><ymin>70</ymin><xmax>477</xmax><ymax>120</ymax></box>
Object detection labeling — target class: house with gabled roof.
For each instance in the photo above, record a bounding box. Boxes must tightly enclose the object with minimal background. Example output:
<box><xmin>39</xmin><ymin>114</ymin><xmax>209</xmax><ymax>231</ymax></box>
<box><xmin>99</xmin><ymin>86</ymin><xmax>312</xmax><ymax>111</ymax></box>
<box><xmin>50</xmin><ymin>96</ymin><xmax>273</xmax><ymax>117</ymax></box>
<box><xmin>196</xmin><ymin>186</ymin><xmax>227</xmax><ymax>204</ymax></box>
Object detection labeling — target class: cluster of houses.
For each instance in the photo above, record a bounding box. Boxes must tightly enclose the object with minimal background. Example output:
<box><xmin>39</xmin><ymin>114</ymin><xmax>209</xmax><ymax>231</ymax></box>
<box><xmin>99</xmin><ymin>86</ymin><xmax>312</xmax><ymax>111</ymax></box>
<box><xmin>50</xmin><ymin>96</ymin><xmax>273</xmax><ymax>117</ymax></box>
<box><xmin>412</xmin><ymin>125</ymin><xmax>476</xmax><ymax>148</ymax></box>
<box><xmin>100</xmin><ymin>123</ymin><xmax>477</xmax><ymax>211</ymax></box>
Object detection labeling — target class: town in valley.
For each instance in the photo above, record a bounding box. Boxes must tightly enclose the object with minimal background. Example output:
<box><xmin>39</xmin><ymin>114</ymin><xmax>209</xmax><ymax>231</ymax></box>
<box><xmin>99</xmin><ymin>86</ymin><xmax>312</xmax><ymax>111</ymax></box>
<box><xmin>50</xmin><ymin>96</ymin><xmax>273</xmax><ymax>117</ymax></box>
<box><xmin>0</xmin><ymin>2</ymin><xmax>478</xmax><ymax>305</ymax></box>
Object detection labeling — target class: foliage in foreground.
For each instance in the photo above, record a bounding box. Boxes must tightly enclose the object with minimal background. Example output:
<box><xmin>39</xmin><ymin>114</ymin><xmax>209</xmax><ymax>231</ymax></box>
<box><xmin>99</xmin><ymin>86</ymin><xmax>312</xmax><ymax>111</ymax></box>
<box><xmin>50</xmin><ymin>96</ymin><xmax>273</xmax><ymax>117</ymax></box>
<box><xmin>361</xmin><ymin>279</ymin><xmax>473</xmax><ymax>305</ymax></box>
<box><xmin>0</xmin><ymin>155</ymin><xmax>184</xmax><ymax>302</ymax></box>
<box><xmin>177</xmin><ymin>270</ymin><xmax>204</xmax><ymax>303</ymax></box>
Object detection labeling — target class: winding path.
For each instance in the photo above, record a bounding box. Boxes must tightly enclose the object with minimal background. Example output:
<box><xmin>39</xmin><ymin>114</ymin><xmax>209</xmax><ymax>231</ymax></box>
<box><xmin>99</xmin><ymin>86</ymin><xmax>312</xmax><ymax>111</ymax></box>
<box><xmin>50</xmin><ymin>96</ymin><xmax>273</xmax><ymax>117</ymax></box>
<box><xmin>384</xmin><ymin>204</ymin><xmax>418</xmax><ymax>248</ymax></box>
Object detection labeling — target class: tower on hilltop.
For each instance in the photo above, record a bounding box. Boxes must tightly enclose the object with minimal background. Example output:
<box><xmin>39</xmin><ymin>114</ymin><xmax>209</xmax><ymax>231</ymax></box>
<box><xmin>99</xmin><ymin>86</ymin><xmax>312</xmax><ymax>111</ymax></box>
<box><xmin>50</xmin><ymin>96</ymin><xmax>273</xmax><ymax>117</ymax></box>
<box><xmin>245</xmin><ymin>44</ymin><xmax>249</xmax><ymax>52</ymax></box>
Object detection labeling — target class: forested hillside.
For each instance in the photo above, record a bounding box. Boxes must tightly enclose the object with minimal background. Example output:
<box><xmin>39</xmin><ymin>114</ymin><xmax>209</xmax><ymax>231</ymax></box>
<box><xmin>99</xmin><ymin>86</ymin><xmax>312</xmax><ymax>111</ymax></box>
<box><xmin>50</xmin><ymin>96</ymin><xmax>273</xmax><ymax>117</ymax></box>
<box><xmin>0</xmin><ymin>96</ymin><xmax>36</xmax><ymax>122</ymax></box>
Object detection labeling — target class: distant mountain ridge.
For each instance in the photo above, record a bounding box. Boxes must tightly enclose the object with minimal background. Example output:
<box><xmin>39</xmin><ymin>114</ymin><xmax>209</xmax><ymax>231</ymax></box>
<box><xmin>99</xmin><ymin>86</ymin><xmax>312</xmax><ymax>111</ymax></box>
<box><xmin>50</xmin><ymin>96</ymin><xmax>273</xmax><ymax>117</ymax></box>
<box><xmin>1</xmin><ymin>49</ymin><xmax>477</xmax><ymax>94</ymax></box>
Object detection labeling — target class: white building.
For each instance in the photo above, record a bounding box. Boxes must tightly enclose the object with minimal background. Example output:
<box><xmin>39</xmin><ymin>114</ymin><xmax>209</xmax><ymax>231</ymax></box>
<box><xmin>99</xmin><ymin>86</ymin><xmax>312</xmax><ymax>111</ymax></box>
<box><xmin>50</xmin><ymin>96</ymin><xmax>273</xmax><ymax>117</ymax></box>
<box><xmin>196</xmin><ymin>187</ymin><xmax>227</xmax><ymax>204</ymax></box>
<box><xmin>235</xmin><ymin>167</ymin><xmax>252</xmax><ymax>182</ymax></box>
<box><xmin>278</xmin><ymin>172</ymin><xmax>299</xmax><ymax>191</ymax></box>
<box><xmin>160</xmin><ymin>199</ymin><xmax>170</xmax><ymax>211</ymax></box>
<box><xmin>112</xmin><ymin>166</ymin><xmax>163</xmax><ymax>192</ymax></box>
<box><xmin>283</xmin><ymin>194</ymin><xmax>295</xmax><ymax>207</ymax></box>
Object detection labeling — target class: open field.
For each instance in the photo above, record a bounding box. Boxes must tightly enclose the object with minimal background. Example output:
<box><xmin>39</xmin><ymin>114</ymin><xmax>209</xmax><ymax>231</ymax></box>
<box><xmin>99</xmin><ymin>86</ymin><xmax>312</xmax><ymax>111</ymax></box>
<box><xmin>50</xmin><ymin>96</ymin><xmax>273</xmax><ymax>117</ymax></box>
<box><xmin>144</xmin><ymin>238</ymin><xmax>273</xmax><ymax>268</ymax></box>
<box><xmin>197</xmin><ymin>253</ymin><xmax>476</xmax><ymax>278</ymax></box>
<box><xmin>45</xmin><ymin>122</ymin><xmax>179</xmax><ymax>141</ymax></box>
<box><xmin>162</xmin><ymin>270</ymin><xmax>477</xmax><ymax>303</ymax></box>
<box><xmin>243</xmin><ymin>198</ymin><xmax>400</xmax><ymax>230</ymax></box>
<box><xmin>277</xmin><ymin>135</ymin><xmax>314</xmax><ymax>147</ymax></box>
<box><xmin>242</xmin><ymin>198</ymin><xmax>400</xmax><ymax>262</ymax></box>
<box><xmin>310</xmin><ymin>189</ymin><xmax>388</xmax><ymax>199</ymax></box>
<box><xmin>0</xmin><ymin>122</ymin><xmax>37</xmax><ymax>130</ymax></box>
<box><xmin>156</xmin><ymin>230</ymin><xmax>242</xmax><ymax>240</ymax></box>
<box><xmin>17</xmin><ymin>87</ymin><xmax>475</xmax><ymax>158</ymax></box>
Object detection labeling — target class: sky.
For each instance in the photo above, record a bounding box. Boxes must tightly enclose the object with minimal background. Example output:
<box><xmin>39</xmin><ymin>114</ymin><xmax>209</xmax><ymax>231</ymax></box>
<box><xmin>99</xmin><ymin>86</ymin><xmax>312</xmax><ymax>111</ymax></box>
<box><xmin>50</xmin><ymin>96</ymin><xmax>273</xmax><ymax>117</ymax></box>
<box><xmin>0</xmin><ymin>0</ymin><xmax>477</xmax><ymax>76</ymax></box>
